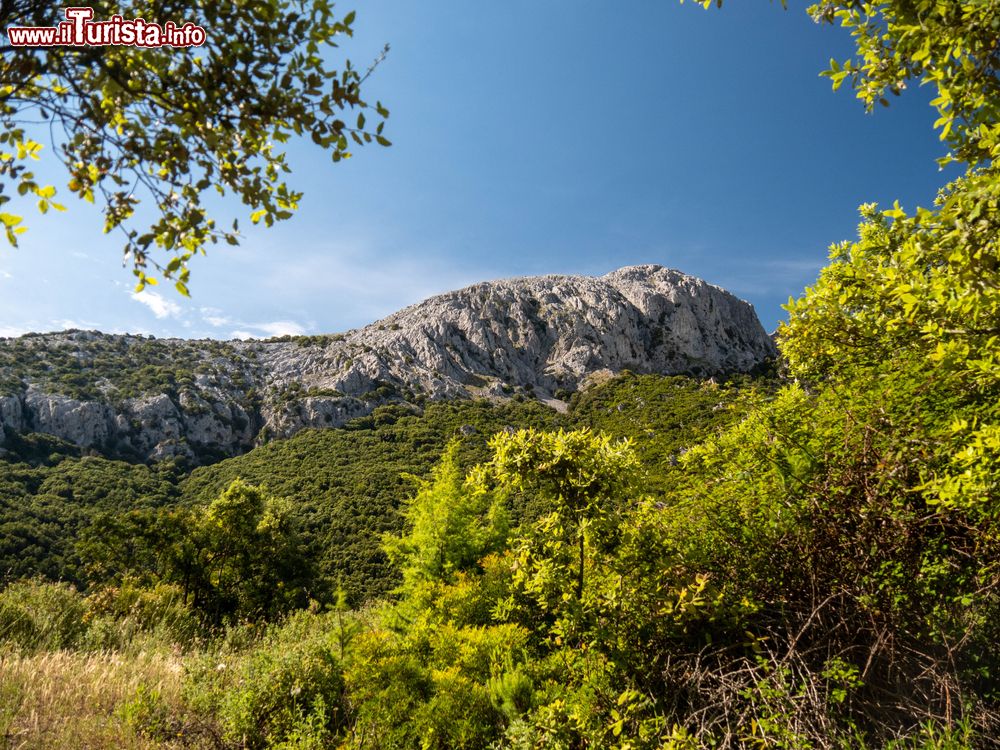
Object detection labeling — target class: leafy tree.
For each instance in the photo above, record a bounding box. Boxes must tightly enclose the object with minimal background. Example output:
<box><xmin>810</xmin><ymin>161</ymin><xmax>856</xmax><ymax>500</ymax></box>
<box><xmin>183</xmin><ymin>398</ymin><xmax>568</xmax><ymax>602</ymax></box>
<box><xmin>165</xmin><ymin>479</ymin><xmax>313</xmax><ymax>623</ymax></box>
<box><xmin>80</xmin><ymin>479</ymin><xmax>313</xmax><ymax>624</ymax></box>
<box><xmin>77</xmin><ymin>507</ymin><xmax>172</xmax><ymax>587</ymax></box>
<box><xmin>808</xmin><ymin>0</ymin><xmax>1000</xmax><ymax>168</ymax></box>
<box><xmin>0</xmin><ymin>1</ymin><xmax>390</xmax><ymax>293</ymax></box>
<box><xmin>383</xmin><ymin>440</ymin><xmax>509</xmax><ymax>596</ymax></box>
<box><xmin>481</xmin><ymin>428</ymin><xmax>640</xmax><ymax>604</ymax></box>
<box><xmin>772</xmin><ymin>0</ymin><xmax>1000</xmax><ymax>541</ymax></box>
<box><xmin>667</xmin><ymin>1</ymin><xmax>1000</xmax><ymax>740</ymax></box>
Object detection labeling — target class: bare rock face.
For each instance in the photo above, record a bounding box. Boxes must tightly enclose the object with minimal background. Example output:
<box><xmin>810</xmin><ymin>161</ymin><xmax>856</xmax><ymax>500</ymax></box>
<box><xmin>0</xmin><ymin>395</ymin><xmax>25</xmax><ymax>434</ymax></box>
<box><xmin>261</xmin><ymin>396</ymin><xmax>372</xmax><ymax>439</ymax></box>
<box><xmin>25</xmin><ymin>389</ymin><xmax>115</xmax><ymax>449</ymax></box>
<box><xmin>0</xmin><ymin>265</ymin><xmax>776</xmax><ymax>462</ymax></box>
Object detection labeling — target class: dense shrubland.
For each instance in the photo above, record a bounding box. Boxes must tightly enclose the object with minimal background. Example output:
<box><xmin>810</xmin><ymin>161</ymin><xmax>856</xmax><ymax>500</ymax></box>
<box><xmin>0</xmin><ymin>375</ymin><xmax>752</xmax><ymax>748</ymax></box>
<box><xmin>0</xmin><ymin>374</ymin><xmax>740</xmax><ymax>603</ymax></box>
<box><xmin>4</xmin><ymin>388</ymin><xmax>996</xmax><ymax>746</ymax></box>
<box><xmin>0</xmin><ymin>331</ymin><xmax>249</xmax><ymax>403</ymax></box>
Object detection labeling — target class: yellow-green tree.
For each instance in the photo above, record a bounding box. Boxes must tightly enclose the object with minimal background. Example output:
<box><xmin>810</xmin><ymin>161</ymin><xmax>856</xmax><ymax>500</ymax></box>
<box><xmin>481</xmin><ymin>428</ymin><xmax>640</xmax><ymax>606</ymax></box>
<box><xmin>384</xmin><ymin>440</ymin><xmax>509</xmax><ymax>596</ymax></box>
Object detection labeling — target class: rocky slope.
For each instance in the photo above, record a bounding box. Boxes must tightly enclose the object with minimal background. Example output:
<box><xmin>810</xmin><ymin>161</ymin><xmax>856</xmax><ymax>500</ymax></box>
<box><xmin>0</xmin><ymin>265</ymin><xmax>776</xmax><ymax>462</ymax></box>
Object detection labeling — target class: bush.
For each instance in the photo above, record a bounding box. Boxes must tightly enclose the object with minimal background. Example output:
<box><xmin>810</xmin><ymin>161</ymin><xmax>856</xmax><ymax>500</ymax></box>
<box><xmin>84</xmin><ymin>579</ymin><xmax>200</xmax><ymax>649</ymax></box>
<box><xmin>344</xmin><ymin>621</ymin><xmax>530</xmax><ymax>749</ymax></box>
<box><xmin>218</xmin><ymin>643</ymin><xmax>344</xmax><ymax>749</ymax></box>
<box><xmin>0</xmin><ymin>579</ymin><xmax>88</xmax><ymax>651</ymax></box>
<box><xmin>185</xmin><ymin>611</ymin><xmax>348</xmax><ymax>749</ymax></box>
<box><xmin>118</xmin><ymin>684</ymin><xmax>176</xmax><ymax>742</ymax></box>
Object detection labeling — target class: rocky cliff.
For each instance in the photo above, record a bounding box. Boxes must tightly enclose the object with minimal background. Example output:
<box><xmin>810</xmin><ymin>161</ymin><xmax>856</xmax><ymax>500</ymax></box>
<box><xmin>0</xmin><ymin>265</ymin><xmax>776</xmax><ymax>462</ymax></box>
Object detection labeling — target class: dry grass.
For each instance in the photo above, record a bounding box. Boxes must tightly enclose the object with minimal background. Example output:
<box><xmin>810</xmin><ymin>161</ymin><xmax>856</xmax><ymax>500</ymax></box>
<box><xmin>0</xmin><ymin>647</ymin><xmax>207</xmax><ymax>750</ymax></box>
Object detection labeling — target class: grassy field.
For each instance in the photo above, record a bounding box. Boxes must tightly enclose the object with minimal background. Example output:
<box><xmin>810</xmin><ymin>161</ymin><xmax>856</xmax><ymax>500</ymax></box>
<box><xmin>0</xmin><ymin>646</ymin><xmax>192</xmax><ymax>749</ymax></box>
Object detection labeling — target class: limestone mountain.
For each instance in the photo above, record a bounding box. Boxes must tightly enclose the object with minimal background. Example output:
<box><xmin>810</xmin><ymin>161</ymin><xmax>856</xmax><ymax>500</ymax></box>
<box><xmin>0</xmin><ymin>265</ymin><xmax>776</xmax><ymax>462</ymax></box>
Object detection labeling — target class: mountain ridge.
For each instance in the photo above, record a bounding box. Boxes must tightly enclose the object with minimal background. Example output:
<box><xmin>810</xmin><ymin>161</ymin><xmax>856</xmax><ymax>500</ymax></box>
<box><xmin>0</xmin><ymin>264</ymin><xmax>776</xmax><ymax>462</ymax></box>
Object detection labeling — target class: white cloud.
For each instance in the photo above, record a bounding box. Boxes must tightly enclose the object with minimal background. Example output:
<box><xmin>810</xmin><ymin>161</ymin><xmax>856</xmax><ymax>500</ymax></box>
<box><xmin>252</xmin><ymin>320</ymin><xmax>306</xmax><ymax>337</ymax></box>
<box><xmin>199</xmin><ymin>307</ymin><xmax>232</xmax><ymax>327</ymax></box>
<box><xmin>53</xmin><ymin>319</ymin><xmax>97</xmax><ymax>331</ymax></box>
<box><xmin>131</xmin><ymin>290</ymin><xmax>182</xmax><ymax>319</ymax></box>
<box><xmin>0</xmin><ymin>319</ymin><xmax>98</xmax><ymax>337</ymax></box>
<box><xmin>229</xmin><ymin>320</ymin><xmax>306</xmax><ymax>340</ymax></box>
<box><xmin>198</xmin><ymin>298</ymin><xmax>307</xmax><ymax>339</ymax></box>
<box><xmin>0</xmin><ymin>270</ymin><xmax>11</xmax><ymax>280</ymax></box>
<box><xmin>252</xmin><ymin>244</ymin><xmax>490</xmax><ymax>328</ymax></box>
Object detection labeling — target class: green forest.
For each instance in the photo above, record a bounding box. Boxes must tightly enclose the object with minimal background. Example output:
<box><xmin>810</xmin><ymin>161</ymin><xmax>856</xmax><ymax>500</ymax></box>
<box><xmin>3</xmin><ymin>0</ymin><xmax>1000</xmax><ymax>748</ymax></box>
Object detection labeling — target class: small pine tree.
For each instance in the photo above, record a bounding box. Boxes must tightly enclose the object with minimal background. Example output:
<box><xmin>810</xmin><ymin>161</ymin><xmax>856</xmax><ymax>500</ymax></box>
<box><xmin>384</xmin><ymin>440</ymin><xmax>509</xmax><ymax>596</ymax></box>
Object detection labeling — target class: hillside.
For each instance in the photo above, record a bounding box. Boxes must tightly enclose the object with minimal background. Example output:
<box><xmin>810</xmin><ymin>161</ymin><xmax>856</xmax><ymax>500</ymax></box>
<box><xmin>0</xmin><ymin>372</ymin><xmax>755</xmax><ymax>602</ymax></box>
<box><xmin>0</xmin><ymin>265</ymin><xmax>775</xmax><ymax>463</ymax></box>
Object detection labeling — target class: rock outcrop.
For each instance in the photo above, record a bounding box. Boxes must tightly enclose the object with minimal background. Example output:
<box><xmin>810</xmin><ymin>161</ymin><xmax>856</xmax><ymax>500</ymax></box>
<box><xmin>0</xmin><ymin>265</ymin><xmax>776</xmax><ymax>461</ymax></box>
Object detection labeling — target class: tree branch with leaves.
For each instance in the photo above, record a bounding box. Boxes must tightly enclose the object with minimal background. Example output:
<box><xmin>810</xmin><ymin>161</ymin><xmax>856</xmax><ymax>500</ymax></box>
<box><xmin>0</xmin><ymin>0</ymin><xmax>390</xmax><ymax>295</ymax></box>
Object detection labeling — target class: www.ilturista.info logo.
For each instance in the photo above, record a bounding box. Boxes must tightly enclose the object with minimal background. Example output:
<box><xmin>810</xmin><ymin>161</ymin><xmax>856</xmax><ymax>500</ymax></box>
<box><xmin>7</xmin><ymin>7</ymin><xmax>206</xmax><ymax>48</ymax></box>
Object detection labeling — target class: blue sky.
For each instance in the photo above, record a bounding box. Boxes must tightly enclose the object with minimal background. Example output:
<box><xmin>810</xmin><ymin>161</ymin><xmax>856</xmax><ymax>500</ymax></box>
<box><xmin>0</xmin><ymin>1</ymin><xmax>953</xmax><ymax>339</ymax></box>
